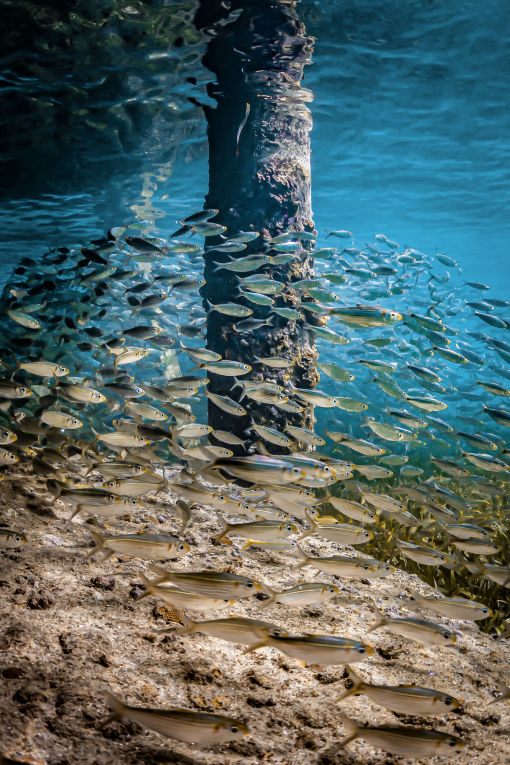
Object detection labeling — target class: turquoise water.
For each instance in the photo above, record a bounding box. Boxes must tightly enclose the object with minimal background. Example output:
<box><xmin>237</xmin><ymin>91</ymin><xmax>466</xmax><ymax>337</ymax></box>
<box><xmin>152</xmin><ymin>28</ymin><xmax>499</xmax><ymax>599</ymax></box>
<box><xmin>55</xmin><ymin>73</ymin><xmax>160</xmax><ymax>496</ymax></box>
<box><xmin>1</xmin><ymin>0</ymin><xmax>509</xmax><ymax>287</ymax></box>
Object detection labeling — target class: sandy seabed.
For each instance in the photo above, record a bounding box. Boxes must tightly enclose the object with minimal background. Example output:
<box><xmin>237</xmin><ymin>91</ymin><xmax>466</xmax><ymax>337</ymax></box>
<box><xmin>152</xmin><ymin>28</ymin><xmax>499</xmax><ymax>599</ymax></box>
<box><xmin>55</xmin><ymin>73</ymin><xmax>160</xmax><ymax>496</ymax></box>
<box><xmin>0</xmin><ymin>459</ymin><xmax>509</xmax><ymax>765</ymax></box>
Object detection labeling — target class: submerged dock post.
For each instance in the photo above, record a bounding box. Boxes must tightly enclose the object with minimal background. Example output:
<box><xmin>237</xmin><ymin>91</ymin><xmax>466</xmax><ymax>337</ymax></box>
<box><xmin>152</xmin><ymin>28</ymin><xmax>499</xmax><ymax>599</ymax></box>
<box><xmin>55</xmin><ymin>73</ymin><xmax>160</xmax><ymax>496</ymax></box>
<box><xmin>195</xmin><ymin>0</ymin><xmax>318</xmax><ymax>452</ymax></box>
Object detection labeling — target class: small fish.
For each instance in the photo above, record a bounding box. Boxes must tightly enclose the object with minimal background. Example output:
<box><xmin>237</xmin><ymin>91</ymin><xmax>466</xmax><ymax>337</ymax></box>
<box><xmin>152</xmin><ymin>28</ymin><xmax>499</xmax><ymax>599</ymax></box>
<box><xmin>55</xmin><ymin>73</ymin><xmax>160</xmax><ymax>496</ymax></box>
<box><xmin>176</xmin><ymin>615</ymin><xmax>286</xmax><ymax>646</ymax></box>
<box><xmin>104</xmin><ymin>691</ymin><xmax>249</xmax><ymax>746</ymax></box>
<box><xmin>148</xmin><ymin>566</ymin><xmax>268</xmax><ymax>599</ymax></box>
<box><xmin>204</xmin><ymin>391</ymin><xmax>247</xmax><ymax>416</ymax></box>
<box><xmin>89</xmin><ymin>531</ymin><xmax>189</xmax><ymax>560</ymax></box>
<box><xmin>285</xmin><ymin>424</ymin><xmax>325</xmax><ymax>446</ymax></box>
<box><xmin>297</xmin><ymin>550</ymin><xmax>394</xmax><ymax>579</ymax></box>
<box><xmin>405</xmin><ymin>589</ymin><xmax>492</xmax><ymax>621</ymax></box>
<box><xmin>0</xmin><ymin>449</ymin><xmax>20</xmax><ymax>465</ymax></box>
<box><xmin>40</xmin><ymin>411</ymin><xmax>82</xmax><ymax>429</ymax></box>
<box><xmin>258</xmin><ymin>582</ymin><xmax>339</xmax><ymax>610</ymax></box>
<box><xmin>58</xmin><ymin>382</ymin><xmax>106</xmax><ymax>404</ymax></box>
<box><xmin>317</xmin><ymin>363</ymin><xmax>354</xmax><ymax>382</ymax></box>
<box><xmin>199</xmin><ymin>361</ymin><xmax>251</xmax><ymax>377</ymax></box>
<box><xmin>206</xmin><ymin>301</ymin><xmax>252</xmax><ymax>317</ymax></box>
<box><xmin>0</xmin><ymin>427</ymin><xmax>17</xmax><ymax>445</ymax></box>
<box><xmin>7</xmin><ymin>309</ymin><xmax>41</xmax><ymax>330</ymax></box>
<box><xmin>246</xmin><ymin>630</ymin><xmax>373</xmax><ymax>665</ymax></box>
<box><xmin>368</xmin><ymin>613</ymin><xmax>457</xmax><ymax>646</ymax></box>
<box><xmin>235</xmin><ymin>102</ymin><xmax>250</xmax><ymax>156</ymax></box>
<box><xmin>303</xmin><ymin>519</ymin><xmax>373</xmax><ymax>546</ymax></box>
<box><xmin>323</xmin><ymin>495</ymin><xmax>376</xmax><ymax>524</ymax></box>
<box><xmin>252</xmin><ymin>423</ymin><xmax>292</xmax><ymax>448</ymax></box>
<box><xmin>17</xmin><ymin>360</ymin><xmax>69</xmax><ymax>377</ymax></box>
<box><xmin>215</xmin><ymin>519</ymin><xmax>298</xmax><ymax>545</ymax></box>
<box><xmin>337</xmin><ymin>666</ymin><xmax>462</xmax><ymax>714</ymax></box>
<box><xmin>0</xmin><ymin>529</ymin><xmax>27</xmax><ymax>548</ymax></box>
<box><xmin>337</xmin><ymin>712</ymin><xmax>465</xmax><ymax>756</ymax></box>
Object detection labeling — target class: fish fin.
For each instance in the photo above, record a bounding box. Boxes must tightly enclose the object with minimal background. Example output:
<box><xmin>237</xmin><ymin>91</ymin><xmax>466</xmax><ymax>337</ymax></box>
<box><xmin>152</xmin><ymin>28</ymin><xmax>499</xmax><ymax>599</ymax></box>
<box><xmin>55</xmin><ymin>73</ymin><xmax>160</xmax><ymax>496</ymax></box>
<box><xmin>87</xmin><ymin>530</ymin><xmax>105</xmax><ymax>558</ymax></box>
<box><xmin>336</xmin><ymin>666</ymin><xmax>364</xmax><ymax>701</ymax></box>
<box><xmin>175</xmin><ymin>613</ymin><xmax>196</xmax><ymax>634</ymax></box>
<box><xmin>256</xmin><ymin>440</ymin><xmax>271</xmax><ymax>457</ymax></box>
<box><xmin>147</xmin><ymin>563</ymin><xmax>169</xmax><ymax>583</ymax></box>
<box><xmin>102</xmin><ymin>690</ymin><xmax>126</xmax><ymax>726</ymax></box>
<box><xmin>213</xmin><ymin>517</ymin><xmax>232</xmax><ymax>545</ymax></box>
<box><xmin>241</xmin><ymin>539</ymin><xmax>255</xmax><ymax>550</ymax></box>
<box><xmin>257</xmin><ymin>594</ymin><xmax>275</xmax><ymax>611</ymax></box>
<box><xmin>406</xmin><ymin>588</ymin><xmax>424</xmax><ymax>605</ymax></box>
<box><xmin>336</xmin><ymin>712</ymin><xmax>359</xmax><ymax>747</ymax></box>
<box><xmin>293</xmin><ymin>544</ymin><xmax>310</xmax><ymax>570</ymax></box>
<box><xmin>133</xmin><ymin>573</ymin><xmax>155</xmax><ymax>601</ymax></box>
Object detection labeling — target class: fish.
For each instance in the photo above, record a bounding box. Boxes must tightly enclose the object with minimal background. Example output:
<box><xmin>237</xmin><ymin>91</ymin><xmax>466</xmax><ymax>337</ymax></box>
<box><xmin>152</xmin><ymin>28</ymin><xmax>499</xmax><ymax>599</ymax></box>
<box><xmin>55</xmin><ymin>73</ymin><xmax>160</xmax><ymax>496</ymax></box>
<box><xmin>148</xmin><ymin>566</ymin><xmax>269</xmax><ymax>599</ymax></box>
<box><xmin>297</xmin><ymin>550</ymin><xmax>394</xmax><ymax>579</ymax></box>
<box><xmin>0</xmin><ymin>529</ymin><xmax>27</xmax><ymax>548</ymax></box>
<box><xmin>337</xmin><ymin>712</ymin><xmax>465</xmax><ymax>756</ymax></box>
<box><xmin>176</xmin><ymin>615</ymin><xmax>287</xmax><ymax>647</ymax></box>
<box><xmin>404</xmin><ymin>589</ymin><xmax>492</xmax><ymax>620</ymax></box>
<box><xmin>303</xmin><ymin>519</ymin><xmax>373</xmax><ymax>546</ymax></box>
<box><xmin>258</xmin><ymin>582</ymin><xmax>339</xmax><ymax>610</ymax></box>
<box><xmin>368</xmin><ymin>613</ymin><xmax>457</xmax><ymax>646</ymax></box>
<box><xmin>246</xmin><ymin>629</ymin><xmax>373</xmax><ymax>665</ymax></box>
<box><xmin>104</xmin><ymin>691</ymin><xmax>249</xmax><ymax>746</ymax></box>
<box><xmin>89</xmin><ymin>531</ymin><xmax>189</xmax><ymax>560</ymax></box>
<box><xmin>40</xmin><ymin>411</ymin><xmax>82</xmax><ymax>429</ymax></box>
<box><xmin>215</xmin><ymin>519</ymin><xmax>298</xmax><ymax>545</ymax></box>
<box><xmin>337</xmin><ymin>666</ymin><xmax>462</xmax><ymax>714</ymax></box>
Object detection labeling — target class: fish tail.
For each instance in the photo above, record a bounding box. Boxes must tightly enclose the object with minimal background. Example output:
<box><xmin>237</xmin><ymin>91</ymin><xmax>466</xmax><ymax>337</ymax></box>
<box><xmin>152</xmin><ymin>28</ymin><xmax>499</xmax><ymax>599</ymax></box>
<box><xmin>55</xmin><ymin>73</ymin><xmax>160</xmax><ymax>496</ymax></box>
<box><xmin>135</xmin><ymin>573</ymin><xmax>155</xmax><ymax>600</ymax></box>
<box><xmin>213</xmin><ymin>517</ymin><xmax>232</xmax><ymax>546</ymax></box>
<box><xmin>336</xmin><ymin>712</ymin><xmax>359</xmax><ymax>748</ymax></box>
<box><xmin>175</xmin><ymin>613</ymin><xmax>196</xmax><ymax>634</ymax></box>
<box><xmin>88</xmin><ymin>530</ymin><xmax>105</xmax><ymax>558</ymax></box>
<box><xmin>257</xmin><ymin>593</ymin><xmax>275</xmax><ymax>611</ymax></box>
<box><xmin>102</xmin><ymin>690</ymin><xmax>126</xmax><ymax>726</ymax></box>
<box><xmin>336</xmin><ymin>666</ymin><xmax>364</xmax><ymax>701</ymax></box>
<box><xmin>293</xmin><ymin>545</ymin><xmax>310</xmax><ymax>570</ymax></box>
<box><xmin>46</xmin><ymin>478</ymin><xmax>64</xmax><ymax>499</ymax></box>
<box><xmin>148</xmin><ymin>563</ymin><xmax>169</xmax><ymax>584</ymax></box>
<box><xmin>69</xmin><ymin>505</ymin><xmax>83</xmax><ymax>521</ymax></box>
<box><xmin>298</xmin><ymin>516</ymin><xmax>317</xmax><ymax>541</ymax></box>
<box><xmin>367</xmin><ymin>613</ymin><xmax>387</xmax><ymax>633</ymax></box>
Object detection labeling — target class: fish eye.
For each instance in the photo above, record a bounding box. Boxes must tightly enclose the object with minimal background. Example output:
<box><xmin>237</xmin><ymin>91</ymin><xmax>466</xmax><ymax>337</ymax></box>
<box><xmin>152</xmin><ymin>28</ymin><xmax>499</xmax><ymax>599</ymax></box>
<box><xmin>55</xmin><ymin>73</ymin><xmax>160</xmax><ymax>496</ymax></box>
<box><xmin>231</xmin><ymin>726</ymin><xmax>239</xmax><ymax>733</ymax></box>
<box><xmin>15</xmin><ymin>535</ymin><xmax>22</xmax><ymax>542</ymax></box>
<box><xmin>246</xmin><ymin>582</ymin><xmax>254</xmax><ymax>588</ymax></box>
<box><xmin>329</xmin><ymin>588</ymin><xmax>335</xmax><ymax>594</ymax></box>
<box><xmin>482</xmin><ymin>608</ymin><xmax>489</xmax><ymax>614</ymax></box>
<box><xmin>448</xmin><ymin>740</ymin><xmax>457</xmax><ymax>747</ymax></box>
<box><xmin>443</xmin><ymin>632</ymin><xmax>451</xmax><ymax>639</ymax></box>
<box><xmin>358</xmin><ymin>647</ymin><xmax>365</xmax><ymax>653</ymax></box>
<box><xmin>179</xmin><ymin>544</ymin><xmax>186</xmax><ymax>551</ymax></box>
<box><xmin>445</xmin><ymin>698</ymin><xmax>452</xmax><ymax>706</ymax></box>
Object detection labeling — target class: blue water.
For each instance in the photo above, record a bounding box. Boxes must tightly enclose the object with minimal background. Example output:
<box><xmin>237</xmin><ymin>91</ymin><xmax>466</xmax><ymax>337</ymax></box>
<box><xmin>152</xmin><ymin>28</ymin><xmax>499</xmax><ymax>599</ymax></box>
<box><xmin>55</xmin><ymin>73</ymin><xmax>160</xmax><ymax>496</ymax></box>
<box><xmin>1</xmin><ymin>0</ymin><xmax>509</xmax><ymax>286</ymax></box>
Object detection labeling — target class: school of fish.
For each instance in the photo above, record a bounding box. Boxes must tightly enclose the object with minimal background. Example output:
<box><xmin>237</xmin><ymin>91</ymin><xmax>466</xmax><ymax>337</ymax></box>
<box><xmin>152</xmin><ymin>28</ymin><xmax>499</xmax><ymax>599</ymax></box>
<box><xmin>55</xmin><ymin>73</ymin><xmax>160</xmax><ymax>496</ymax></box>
<box><xmin>0</xmin><ymin>209</ymin><xmax>509</xmax><ymax>758</ymax></box>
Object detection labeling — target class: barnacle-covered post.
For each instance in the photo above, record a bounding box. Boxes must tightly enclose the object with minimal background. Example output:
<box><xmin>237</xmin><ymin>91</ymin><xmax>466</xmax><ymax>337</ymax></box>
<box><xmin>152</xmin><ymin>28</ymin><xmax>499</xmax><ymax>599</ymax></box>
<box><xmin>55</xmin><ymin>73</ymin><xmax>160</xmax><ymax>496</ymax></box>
<box><xmin>195</xmin><ymin>0</ymin><xmax>318</xmax><ymax>453</ymax></box>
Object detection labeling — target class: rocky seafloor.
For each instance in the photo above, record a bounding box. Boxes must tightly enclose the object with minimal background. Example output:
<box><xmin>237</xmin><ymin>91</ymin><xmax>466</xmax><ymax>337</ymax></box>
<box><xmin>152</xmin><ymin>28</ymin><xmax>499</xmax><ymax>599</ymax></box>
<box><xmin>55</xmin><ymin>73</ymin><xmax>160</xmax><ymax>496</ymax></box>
<box><xmin>1</xmin><ymin>459</ymin><xmax>509</xmax><ymax>765</ymax></box>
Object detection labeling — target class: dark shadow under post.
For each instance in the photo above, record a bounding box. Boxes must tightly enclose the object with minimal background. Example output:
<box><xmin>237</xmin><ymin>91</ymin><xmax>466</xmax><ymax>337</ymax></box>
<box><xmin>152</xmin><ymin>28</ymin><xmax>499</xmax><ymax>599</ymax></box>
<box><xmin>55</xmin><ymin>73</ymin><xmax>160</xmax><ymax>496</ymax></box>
<box><xmin>195</xmin><ymin>0</ymin><xmax>319</xmax><ymax>453</ymax></box>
